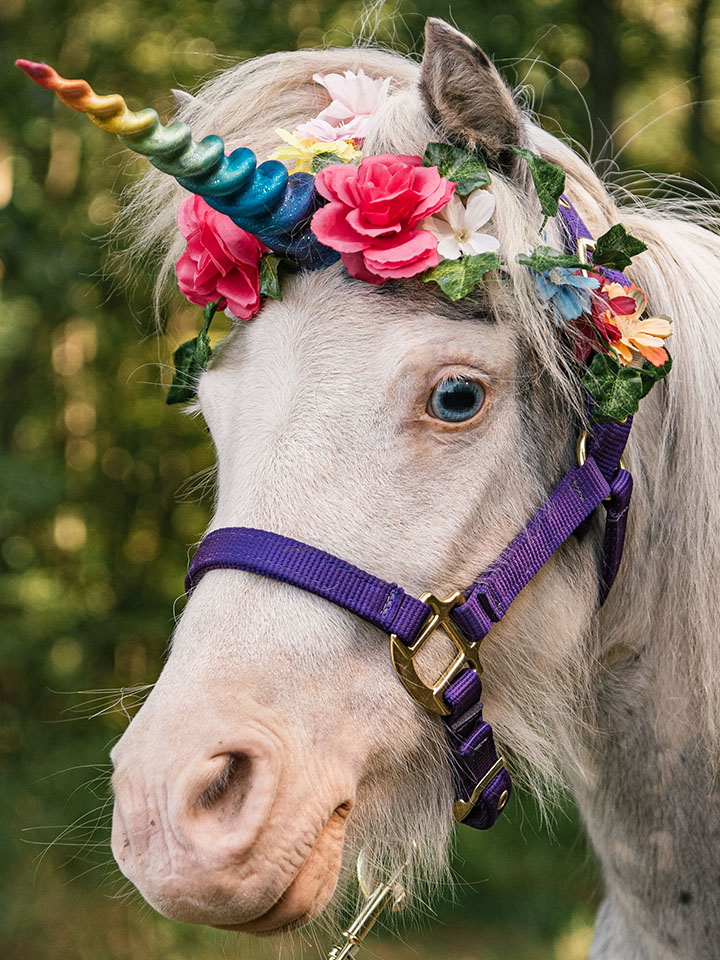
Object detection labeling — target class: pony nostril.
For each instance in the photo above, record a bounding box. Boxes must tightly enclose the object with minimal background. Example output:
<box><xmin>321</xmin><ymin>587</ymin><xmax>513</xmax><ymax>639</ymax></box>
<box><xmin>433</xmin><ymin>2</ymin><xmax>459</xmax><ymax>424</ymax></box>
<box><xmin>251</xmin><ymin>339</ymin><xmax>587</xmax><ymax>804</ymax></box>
<box><xmin>196</xmin><ymin>752</ymin><xmax>252</xmax><ymax>816</ymax></box>
<box><xmin>177</xmin><ymin>747</ymin><xmax>277</xmax><ymax>855</ymax></box>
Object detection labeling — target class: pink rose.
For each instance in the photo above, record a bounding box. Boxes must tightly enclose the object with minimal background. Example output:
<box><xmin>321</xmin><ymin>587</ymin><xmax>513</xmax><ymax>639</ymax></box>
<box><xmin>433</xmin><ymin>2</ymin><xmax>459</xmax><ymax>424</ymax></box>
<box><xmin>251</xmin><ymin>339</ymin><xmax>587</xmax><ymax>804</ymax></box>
<box><xmin>310</xmin><ymin>154</ymin><xmax>455</xmax><ymax>284</ymax></box>
<box><xmin>175</xmin><ymin>195</ymin><xmax>266</xmax><ymax>320</ymax></box>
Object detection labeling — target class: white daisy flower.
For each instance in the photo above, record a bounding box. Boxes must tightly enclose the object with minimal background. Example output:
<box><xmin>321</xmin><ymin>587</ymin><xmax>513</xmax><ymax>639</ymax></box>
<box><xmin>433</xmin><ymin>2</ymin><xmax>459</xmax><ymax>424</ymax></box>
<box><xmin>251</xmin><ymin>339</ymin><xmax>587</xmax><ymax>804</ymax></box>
<box><xmin>423</xmin><ymin>189</ymin><xmax>500</xmax><ymax>261</ymax></box>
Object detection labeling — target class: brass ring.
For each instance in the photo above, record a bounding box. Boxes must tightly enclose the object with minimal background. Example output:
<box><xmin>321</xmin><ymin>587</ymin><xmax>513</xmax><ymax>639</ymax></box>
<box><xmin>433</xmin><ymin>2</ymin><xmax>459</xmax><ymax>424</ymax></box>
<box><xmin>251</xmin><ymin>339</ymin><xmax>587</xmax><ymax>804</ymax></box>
<box><xmin>576</xmin><ymin>430</ymin><xmax>588</xmax><ymax>467</ymax></box>
<box><xmin>576</xmin><ymin>430</ymin><xmax>627</xmax><ymax>471</ymax></box>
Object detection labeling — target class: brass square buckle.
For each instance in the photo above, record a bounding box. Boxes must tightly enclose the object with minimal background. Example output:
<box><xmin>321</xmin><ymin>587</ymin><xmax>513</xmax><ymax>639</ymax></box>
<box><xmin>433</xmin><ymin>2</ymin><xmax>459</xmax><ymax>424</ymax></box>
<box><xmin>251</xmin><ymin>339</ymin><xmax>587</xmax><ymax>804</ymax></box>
<box><xmin>389</xmin><ymin>590</ymin><xmax>483</xmax><ymax>716</ymax></box>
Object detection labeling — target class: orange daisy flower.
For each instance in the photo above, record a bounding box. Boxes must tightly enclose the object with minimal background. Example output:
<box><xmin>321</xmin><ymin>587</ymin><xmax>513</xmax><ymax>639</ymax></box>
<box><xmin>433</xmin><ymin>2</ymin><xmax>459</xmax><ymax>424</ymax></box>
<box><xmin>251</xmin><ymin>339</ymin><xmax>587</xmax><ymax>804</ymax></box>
<box><xmin>597</xmin><ymin>281</ymin><xmax>672</xmax><ymax>366</ymax></box>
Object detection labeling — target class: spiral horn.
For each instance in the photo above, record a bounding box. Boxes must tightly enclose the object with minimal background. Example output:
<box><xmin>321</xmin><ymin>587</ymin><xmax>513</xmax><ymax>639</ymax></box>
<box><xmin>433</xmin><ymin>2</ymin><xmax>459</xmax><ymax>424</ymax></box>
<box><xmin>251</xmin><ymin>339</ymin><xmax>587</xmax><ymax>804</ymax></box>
<box><xmin>16</xmin><ymin>59</ymin><xmax>338</xmax><ymax>269</ymax></box>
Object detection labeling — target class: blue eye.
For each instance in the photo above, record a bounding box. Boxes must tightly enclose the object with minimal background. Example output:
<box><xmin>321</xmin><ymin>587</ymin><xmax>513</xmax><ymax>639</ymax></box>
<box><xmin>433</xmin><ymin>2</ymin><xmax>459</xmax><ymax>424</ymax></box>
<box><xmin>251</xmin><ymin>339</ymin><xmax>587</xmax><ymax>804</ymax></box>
<box><xmin>427</xmin><ymin>377</ymin><xmax>486</xmax><ymax>423</ymax></box>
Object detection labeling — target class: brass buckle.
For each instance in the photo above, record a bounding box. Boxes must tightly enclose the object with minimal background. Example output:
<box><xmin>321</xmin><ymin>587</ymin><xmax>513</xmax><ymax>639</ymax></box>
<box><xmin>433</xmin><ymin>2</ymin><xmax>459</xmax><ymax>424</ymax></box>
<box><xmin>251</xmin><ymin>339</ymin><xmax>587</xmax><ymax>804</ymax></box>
<box><xmin>389</xmin><ymin>590</ymin><xmax>482</xmax><ymax>717</ymax></box>
<box><xmin>452</xmin><ymin>756</ymin><xmax>508</xmax><ymax>822</ymax></box>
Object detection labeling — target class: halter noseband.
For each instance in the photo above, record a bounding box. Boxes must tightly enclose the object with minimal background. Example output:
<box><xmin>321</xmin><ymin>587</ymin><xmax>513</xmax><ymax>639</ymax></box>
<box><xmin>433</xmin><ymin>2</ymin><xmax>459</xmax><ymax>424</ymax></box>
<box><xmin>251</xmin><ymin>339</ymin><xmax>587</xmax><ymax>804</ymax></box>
<box><xmin>184</xmin><ymin>200</ymin><xmax>634</xmax><ymax>829</ymax></box>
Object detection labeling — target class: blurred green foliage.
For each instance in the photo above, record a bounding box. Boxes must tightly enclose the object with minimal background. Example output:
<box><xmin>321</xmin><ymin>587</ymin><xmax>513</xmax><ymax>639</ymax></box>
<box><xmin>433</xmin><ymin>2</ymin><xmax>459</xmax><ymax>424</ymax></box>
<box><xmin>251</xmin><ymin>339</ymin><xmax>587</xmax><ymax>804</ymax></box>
<box><xmin>1</xmin><ymin>0</ymin><xmax>715</xmax><ymax>957</ymax></box>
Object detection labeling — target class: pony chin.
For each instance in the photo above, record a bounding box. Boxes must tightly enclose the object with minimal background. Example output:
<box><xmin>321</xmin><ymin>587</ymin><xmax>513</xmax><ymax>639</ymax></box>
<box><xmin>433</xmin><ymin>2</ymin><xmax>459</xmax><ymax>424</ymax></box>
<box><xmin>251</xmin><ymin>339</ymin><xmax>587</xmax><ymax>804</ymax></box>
<box><xmin>225</xmin><ymin>804</ymin><xmax>350</xmax><ymax>934</ymax></box>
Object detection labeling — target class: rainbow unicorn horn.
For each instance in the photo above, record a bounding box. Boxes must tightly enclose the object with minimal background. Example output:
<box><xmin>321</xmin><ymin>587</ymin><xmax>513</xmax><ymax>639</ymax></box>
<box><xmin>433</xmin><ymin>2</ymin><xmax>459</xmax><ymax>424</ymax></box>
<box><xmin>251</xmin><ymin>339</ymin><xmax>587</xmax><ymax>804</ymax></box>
<box><xmin>16</xmin><ymin>60</ymin><xmax>338</xmax><ymax>268</ymax></box>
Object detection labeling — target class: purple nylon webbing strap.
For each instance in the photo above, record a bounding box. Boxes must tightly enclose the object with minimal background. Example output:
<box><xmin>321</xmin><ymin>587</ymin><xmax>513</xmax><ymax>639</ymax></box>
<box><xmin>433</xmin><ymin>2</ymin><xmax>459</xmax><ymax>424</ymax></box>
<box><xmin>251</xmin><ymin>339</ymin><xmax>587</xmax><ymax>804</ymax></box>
<box><xmin>453</xmin><ymin>415</ymin><xmax>634</xmax><ymax>643</ymax></box>
<box><xmin>452</xmin><ymin>458</ymin><xmax>610</xmax><ymax>644</ymax></box>
<box><xmin>185</xmin><ymin>526</ymin><xmax>431</xmax><ymax>645</ymax></box>
<box><xmin>586</xmin><ymin>416</ymin><xmax>633</xmax><ymax>478</ymax></box>
<box><xmin>444</xmin><ymin>669</ymin><xmax>512</xmax><ymax>828</ymax></box>
<box><xmin>557</xmin><ymin>199</ymin><xmax>634</xmax><ymax>601</ymax></box>
<box><xmin>185</xmin><ymin>452</ymin><xmax>614</xmax><ymax>650</ymax></box>
<box><xmin>558</xmin><ymin>197</ymin><xmax>630</xmax><ymax>287</ymax></box>
<box><xmin>184</xmin><ymin>431</ymin><xmax>630</xmax><ymax>830</ymax></box>
<box><xmin>440</xmin><ymin>201</ymin><xmax>635</xmax><ymax>826</ymax></box>
<box><xmin>183</xmin><ymin>441</ymin><xmax>620</xmax><ymax>830</ymax></box>
<box><xmin>588</xmin><ymin>418</ymin><xmax>634</xmax><ymax>601</ymax></box>
<box><xmin>184</xmin><ymin>528</ymin><xmax>513</xmax><ymax>828</ymax></box>
<box><xmin>445</xmin><ymin>422</ymin><xmax>631</xmax><ymax>828</ymax></box>
<box><xmin>600</xmin><ymin>467</ymin><xmax>633</xmax><ymax>603</ymax></box>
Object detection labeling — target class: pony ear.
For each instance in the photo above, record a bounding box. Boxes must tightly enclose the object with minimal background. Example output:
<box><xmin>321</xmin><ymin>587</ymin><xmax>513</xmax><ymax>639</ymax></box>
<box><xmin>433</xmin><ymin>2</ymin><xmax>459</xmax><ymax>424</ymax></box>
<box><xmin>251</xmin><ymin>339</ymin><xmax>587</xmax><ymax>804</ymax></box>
<box><xmin>420</xmin><ymin>18</ymin><xmax>525</xmax><ymax>175</ymax></box>
<box><xmin>172</xmin><ymin>88</ymin><xmax>199</xmax><ymax>109</ymax></box>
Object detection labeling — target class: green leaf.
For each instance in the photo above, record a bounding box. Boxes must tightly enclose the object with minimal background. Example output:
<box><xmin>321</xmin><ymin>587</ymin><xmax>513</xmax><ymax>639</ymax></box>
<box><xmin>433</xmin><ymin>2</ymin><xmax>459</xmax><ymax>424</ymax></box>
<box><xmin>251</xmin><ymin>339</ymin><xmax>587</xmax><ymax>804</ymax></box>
<box><xmin>423</xmin><ymin>252</ymin><xmax>501</xmax><ymax>301</ymax></box>
<box><xmin>166</xmin><ymin>300</ymin><xmax>219</xmax><ymax>405</ymax></box>
<box><xmin>516</xmin><ymin>245</ymin><xmax>589</xmax><ymax>272</ymax></box>
<box><xmin>510</xmin><ymin>146</ymin><xmax>565</xmax><ymax>223</ymax></box>
<box><xmin>638</xmin><ymin>354</ymin><xmax>672</xmax><ymax>395</ymax></box>
<box><xmin>592</xmin><ymin>223</ymin><xmax>648</xmax><ymax>271</ymax></box>
<box><xmin>421</xmin><ymin>142</ymin><xmax>490</xmax><ymax>195</ymax></box>
<box><xmin>582</xmin><ymin>353</ymin><xmax>644</xmax><ymax>423</ymax></box>
<box><xmin>259</xmin><ymin>254</ymin><xmax>282</xmax><ymax>301</ymax></box>
<box><xmin>310</xmin><ymin>152</ymin><xmax>348</xmax><ymax>173</ymax></box>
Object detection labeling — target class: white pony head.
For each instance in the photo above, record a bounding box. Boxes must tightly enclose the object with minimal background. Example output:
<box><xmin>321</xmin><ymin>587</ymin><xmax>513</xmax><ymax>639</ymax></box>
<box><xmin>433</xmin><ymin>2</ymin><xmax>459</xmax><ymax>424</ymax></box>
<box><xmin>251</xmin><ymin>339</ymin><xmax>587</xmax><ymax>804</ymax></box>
<box><xmin>104</xmin><ymin>22</ymin><xmax>605</xmax><ymax>930</ymax></box>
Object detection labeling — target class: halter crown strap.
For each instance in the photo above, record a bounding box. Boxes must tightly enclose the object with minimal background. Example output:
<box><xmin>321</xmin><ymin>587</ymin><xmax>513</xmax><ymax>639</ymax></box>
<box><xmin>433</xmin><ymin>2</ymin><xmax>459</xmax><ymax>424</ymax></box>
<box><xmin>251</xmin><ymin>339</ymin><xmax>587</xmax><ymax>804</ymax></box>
<box><xmin>558</xmin><ymin>198</ymin><xmax>635</xmax><ymax>603</ymax></box>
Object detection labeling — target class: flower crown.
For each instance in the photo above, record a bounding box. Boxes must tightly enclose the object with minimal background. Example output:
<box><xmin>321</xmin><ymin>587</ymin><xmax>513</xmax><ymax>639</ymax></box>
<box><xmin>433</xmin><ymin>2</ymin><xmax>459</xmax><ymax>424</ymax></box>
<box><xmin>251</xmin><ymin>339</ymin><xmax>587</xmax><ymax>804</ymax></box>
<box><xmin>16</xmin><ymin>61</ymin><xmax>672</xmax><ymax>422</ymax></box>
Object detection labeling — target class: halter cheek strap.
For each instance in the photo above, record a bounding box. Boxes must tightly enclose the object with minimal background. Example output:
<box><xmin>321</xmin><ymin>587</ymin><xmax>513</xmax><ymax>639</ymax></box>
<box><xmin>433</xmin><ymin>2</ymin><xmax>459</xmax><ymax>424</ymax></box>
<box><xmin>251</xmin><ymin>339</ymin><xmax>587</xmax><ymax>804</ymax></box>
<box><xmin>184</xmin><ymin>199</ymin><xmax>634</xmax><ymax>830</ymax></box>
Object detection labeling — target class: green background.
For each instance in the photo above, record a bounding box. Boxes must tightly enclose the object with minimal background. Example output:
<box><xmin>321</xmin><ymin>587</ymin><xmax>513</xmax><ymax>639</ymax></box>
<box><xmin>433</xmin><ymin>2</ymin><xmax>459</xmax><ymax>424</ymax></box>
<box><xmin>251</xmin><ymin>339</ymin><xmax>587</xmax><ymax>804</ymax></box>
<box><xmin>1</xmin><ymin>1</ymin><xmax>715</xmax><ymax>957</ymax></box>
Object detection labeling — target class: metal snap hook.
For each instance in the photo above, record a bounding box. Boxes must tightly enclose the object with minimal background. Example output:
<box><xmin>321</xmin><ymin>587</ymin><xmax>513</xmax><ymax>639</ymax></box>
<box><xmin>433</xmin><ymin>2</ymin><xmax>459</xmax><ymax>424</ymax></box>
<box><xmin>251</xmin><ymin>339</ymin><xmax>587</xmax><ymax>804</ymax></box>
<box><xmin>327</xmin><ymin>847</ymin><xmax>412</xmax><ymax>960</ymax></box>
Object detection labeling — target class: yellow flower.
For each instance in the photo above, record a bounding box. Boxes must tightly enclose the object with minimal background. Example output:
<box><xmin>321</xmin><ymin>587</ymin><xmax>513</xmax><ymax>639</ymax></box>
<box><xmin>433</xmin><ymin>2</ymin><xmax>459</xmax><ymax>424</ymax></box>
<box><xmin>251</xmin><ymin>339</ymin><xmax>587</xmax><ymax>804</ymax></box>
<box><xmin>613</xmin><ymin>313</ymin><xmax>673</xmax><ymax>366</ymax></box>
<box><xmin>268</xmin><ymin>129</ymin><xmax>360</xmax><ymax>173</ymax></box>
<box><xmin>601</xmin><ymin>282</ymin><xmax>672</xmax><ymax>367</ymax></box>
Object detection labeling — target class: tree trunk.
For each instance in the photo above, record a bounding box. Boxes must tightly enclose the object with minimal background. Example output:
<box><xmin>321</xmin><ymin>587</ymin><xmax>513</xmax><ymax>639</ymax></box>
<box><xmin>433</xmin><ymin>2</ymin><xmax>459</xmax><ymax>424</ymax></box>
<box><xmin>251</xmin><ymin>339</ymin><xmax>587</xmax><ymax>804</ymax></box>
<box><xmin>581</xmin><ymin>0</ymin><xmax>621</xmax><ymax>148</ymax></box>
<box><xmin>689</xmin><ymin>0</ymin><xmax>712</xmax><ymax>169</ymax></box>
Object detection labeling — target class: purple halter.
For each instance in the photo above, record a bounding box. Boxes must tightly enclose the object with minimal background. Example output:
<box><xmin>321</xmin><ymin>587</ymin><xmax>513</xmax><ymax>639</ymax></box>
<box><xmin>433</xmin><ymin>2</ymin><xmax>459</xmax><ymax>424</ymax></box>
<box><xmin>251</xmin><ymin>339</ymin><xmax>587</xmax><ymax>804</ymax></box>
<box><xmin>185</xmin><ymin>199</ymin><xmax>634</xmax><ymax>830</ymax></box>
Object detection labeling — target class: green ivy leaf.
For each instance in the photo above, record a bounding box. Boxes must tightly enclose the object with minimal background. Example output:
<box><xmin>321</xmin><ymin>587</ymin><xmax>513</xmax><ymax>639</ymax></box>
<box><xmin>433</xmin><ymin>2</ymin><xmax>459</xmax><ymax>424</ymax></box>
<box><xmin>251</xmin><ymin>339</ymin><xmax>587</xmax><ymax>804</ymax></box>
<box><xmin>423</xmin><ymin>252</ymin><xmax>501</xmax><ymax>301</ymax></box>
<box><xmin>516</xmin><ymin>245</ymin><xmax>589</xmax><ymax>272</ymax></box>
<box><xmin>421</xmin><ymin>142</ymin><xmax>490</xmax><ymax>195</ymax></box>
<box><xmin>510</xmin><ymin>146</ymin><xmax>565</xmax><ymax>224</ymax></box>
<box><xmin>166</xmin><ymin>299</ymin><xmax>220</xmax><ymax>405</ymax></box>
<box><xmin>638</xmin><ymin>354</ymin><xmax>672</xmax><ymax>394</ymax></box>
<box><xmin>310</xmin><ymin>152</ymin><xmax>347</xmax><ymax>173</ymax></box>
<box><xmin>259</xmin><ymin>254</ymin><xmax>282</xmax><ymax>301</ymax></box>
<box><xmin>583</xmin><ymin>351</ymin><xmax>671</xmax><ymax>424</ymax></box>
<box><xmin>592</xmin><ymin>224</ymin><xmax>648</xmax><ymax>271</ymax></box>
<box><xmin>582</xmin><ymin>353</ymin><xmax>644</xmax><ymax>423</ymax></box>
